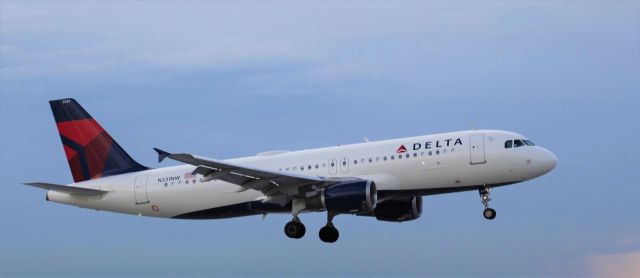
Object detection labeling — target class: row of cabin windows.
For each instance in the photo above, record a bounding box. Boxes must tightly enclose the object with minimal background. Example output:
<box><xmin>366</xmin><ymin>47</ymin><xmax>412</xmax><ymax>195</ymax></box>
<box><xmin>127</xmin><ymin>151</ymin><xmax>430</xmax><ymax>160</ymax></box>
<box><xmin>505</xmin><ymin>139</ymin><xmax>535</xmax><ymax>149</ymax></box>
<box><xmin>278</xmin><ymin>148</ymin><xmax>456</xmax><ymax>172</ymax></box>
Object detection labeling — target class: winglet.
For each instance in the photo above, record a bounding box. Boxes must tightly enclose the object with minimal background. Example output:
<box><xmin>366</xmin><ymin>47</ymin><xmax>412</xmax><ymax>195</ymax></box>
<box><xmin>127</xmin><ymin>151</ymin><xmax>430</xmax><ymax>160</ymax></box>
<box><xmin>153</xmin><ymin>148</ymin><xmax>171</xmax><ymax>163</ymax></box>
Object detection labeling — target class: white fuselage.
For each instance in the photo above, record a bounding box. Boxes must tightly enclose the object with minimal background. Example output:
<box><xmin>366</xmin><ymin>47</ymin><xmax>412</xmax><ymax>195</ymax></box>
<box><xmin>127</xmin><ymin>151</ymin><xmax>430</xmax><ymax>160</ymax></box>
<box><xmin>47</xmin><ymin>130</ymin><xmax>557</xmax><ymax>218</ymax></box>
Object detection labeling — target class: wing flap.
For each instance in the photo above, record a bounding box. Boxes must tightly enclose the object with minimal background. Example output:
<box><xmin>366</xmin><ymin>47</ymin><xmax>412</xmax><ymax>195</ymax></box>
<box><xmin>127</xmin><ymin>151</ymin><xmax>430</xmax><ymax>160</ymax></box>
<box><xmin>23</xmin><ymin>182</ymin><xmax>107</xmax><ymax>196</ymax></box>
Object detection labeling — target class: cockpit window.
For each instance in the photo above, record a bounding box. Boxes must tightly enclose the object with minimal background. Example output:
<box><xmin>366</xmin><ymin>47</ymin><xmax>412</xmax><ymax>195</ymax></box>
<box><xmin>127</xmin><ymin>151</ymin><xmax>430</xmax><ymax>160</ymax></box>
<box><xmin>514</xmin><ymin>140</ymin><xmax>524</xmax><ymax>148</ymax></box>
<box><xmin>523</xmin><ymin>140</ymin><xmax>535</xmax><ymax>146</ymax></box>
<box><xmin>505</xmin><ymin>140</ymin><xmax>513</xmax><ymax>148</ymax></box>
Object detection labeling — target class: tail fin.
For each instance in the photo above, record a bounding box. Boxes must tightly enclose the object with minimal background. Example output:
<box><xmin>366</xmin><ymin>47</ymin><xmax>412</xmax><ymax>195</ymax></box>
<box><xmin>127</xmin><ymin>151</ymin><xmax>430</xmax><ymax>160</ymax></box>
<box><xmin>49</xmin><ymin>98</ymin><xmax>148</xmax><ymax>182</ymax></box>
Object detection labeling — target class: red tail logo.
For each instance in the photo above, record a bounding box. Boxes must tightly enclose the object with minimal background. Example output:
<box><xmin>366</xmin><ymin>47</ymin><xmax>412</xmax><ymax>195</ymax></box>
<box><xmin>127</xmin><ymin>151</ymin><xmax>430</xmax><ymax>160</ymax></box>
<box><xmin>396</xmin><ymin>145</ymin><xmax>407</xmax><ymax>153</ymax></box>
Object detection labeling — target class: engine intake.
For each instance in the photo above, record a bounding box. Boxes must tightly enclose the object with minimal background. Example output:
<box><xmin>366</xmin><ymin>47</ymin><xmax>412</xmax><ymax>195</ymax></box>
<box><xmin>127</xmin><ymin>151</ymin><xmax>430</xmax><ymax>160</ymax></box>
<box><xmin>305</xmin><ymin>180</ymin><xmax>377</xmax><ymax>214</ymax></box>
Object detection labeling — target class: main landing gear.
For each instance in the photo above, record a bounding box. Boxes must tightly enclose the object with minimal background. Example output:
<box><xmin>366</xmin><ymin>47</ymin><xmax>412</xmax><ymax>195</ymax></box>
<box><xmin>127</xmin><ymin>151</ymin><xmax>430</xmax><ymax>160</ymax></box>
<box><xmin>284</xmin><ymin>217</ymin><xmax>306</xmax><ymax>239</ymax></box>
<box><xmin>319</xmin><ymin>212</ymin><xmax>339</xmax><ymax>243</ymax></box>
<box><xmin>283</xmin><ymin>199</ymin><xmax>340</xmax><ymax>243</ymax></box>
<box><xmin>480</xmin><ymin>185</ymin><xmax>496</xmax><ymax>220</ymax></box>
<box><xmin>285</xmin><ymin>199</ymin><xmax>306</xmax><ymax>239</ymax></box>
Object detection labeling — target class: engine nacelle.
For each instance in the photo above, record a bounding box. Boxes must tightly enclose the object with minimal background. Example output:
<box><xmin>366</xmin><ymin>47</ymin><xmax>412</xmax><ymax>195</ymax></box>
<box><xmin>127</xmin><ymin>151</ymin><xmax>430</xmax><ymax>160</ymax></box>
<box><xmin>305</xmin><ymin>180</ymin><xmax>377</xmax><ymax>214</ymax></box>
<box><xmin>370</xmin><ymin>196</ymin><xmax>422</xmax><ymax>222</ymax></box>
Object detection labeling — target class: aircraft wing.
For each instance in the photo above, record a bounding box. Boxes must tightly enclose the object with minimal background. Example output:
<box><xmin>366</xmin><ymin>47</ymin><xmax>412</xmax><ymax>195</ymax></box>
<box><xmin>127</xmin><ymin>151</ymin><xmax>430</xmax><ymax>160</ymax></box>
<box><xmin>154</xmin><ymin>148</ymin><xmax>353</xmax><ymax>204</ymax></box>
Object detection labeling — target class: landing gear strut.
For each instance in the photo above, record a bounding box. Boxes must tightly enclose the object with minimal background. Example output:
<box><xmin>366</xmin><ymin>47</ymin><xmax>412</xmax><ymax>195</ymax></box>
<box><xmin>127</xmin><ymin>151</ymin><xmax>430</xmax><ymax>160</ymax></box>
<box><xmin>284</xmin><ymin>199</ymin><xmax>306</xmax><ymax>239</ymax></box>
<box><xmin>480</xmin><ymin>185</ymin><xmax>496</xmax><ymax>220</ymax></box>
<box><xmin>319</xmin><ymin>212</ymin><xmax>339</xmax><ymax>243</ymax></box>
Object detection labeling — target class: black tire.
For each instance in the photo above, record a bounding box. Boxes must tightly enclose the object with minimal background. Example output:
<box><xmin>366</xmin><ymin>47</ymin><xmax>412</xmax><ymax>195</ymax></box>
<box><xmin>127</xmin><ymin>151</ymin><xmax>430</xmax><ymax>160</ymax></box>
<box><xmin>284</xmin><ymin>221</ymin><xmax>306</xmax><ymax>239</ymax></box>
<box><xmin>483</xmin><ymin>208</ymin><xmax>496</xmax><ymax>220</ymax></box>
<box><xmin>319</xmin><ymin>226</ymin><xmax>339</xmax><ymax>243</ymax></box>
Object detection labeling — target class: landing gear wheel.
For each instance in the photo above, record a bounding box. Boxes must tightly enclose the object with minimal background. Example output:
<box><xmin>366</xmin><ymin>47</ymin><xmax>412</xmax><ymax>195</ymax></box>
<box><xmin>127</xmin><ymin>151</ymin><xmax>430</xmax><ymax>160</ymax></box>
<box><xmin>319</xmin><ymin>225</ymin><xmax>339</xmax><ymax>243</ymax></box>
<box><xmin>483</xmin><ymin>208</ymin><xmax>496</xmax><ymax>220</ymax></box>
<box><xmin>284</xmin><ymin>220</ymin><xmax>306</xmax><ymax>239</ymax></box>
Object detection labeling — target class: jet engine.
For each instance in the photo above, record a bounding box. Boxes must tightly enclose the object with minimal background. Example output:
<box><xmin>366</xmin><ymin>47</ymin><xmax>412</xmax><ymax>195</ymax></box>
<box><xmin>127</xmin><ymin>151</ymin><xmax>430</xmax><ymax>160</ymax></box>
<box><xmin>366</xmin><ymin>196</ymin><xmax>422</xmax><ymax>222</ymax></box>
<box><xmin>305</xmin><ymin>180</ymin><xmax>377</xmax><ymax>214</ymax></box>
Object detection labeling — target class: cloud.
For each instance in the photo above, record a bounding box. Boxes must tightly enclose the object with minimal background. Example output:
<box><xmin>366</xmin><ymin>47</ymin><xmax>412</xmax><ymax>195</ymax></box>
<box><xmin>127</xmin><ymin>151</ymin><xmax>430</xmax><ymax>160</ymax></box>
<box><xmin>585</xmin><ymin>251</ymin><xmax>640</xmax><ymax>277</ymax></box>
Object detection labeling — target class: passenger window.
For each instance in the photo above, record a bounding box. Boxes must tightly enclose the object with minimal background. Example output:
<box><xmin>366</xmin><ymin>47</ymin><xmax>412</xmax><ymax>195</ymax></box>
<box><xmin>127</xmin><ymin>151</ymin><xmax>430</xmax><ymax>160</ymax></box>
<box><xmin>377</xmin><ymin>157</ymin><xmax>380</xmax><ymax>162</ymax></box>
<box><xmin>514</xmin><ymin>140</ymin><xmax>524</xmax><ymax>148</ymax></box>
<box><xmin>330</xmin><ymin>162</ymin><xmax>335</xmax><ymax>167</ymax></box>
<box><xmin>412</xmin><ymin>153</ymin><xmax>416</xmax><ymax>158</ymax></box>
<box><xmin>369</xmin><ymin>158</ymin><xmax>373</xmax><ymax>163</ymax></box>
<box><xmin>383</xmin><ymin>156</ymin><xmax>387</xmax><ymax>161</ymax></box>
<box><xmin>354</xmin><ymin>160</ymin><xmax>358</xmax><ymax>165</ymax></box>
<box><xmin>398</xmin><ymin>155</ymin><xmax>402</xmax><ymax>159</ymax></box>
<box><xmin>436</xmin><ymin>150</ymin><xmax>440</xmax><ymax>155</ymax></box>
<box><xmin>361</xmin><ymin>159</ymin><xmax>365</xmax><ymax>164</ymax></box>
<box><xmin>315</xmin><ymin>164</ymin><xmax>319</xmax><ymax>169</ymax></box>
<box><xmin>505</xmin><ymin>140</ymin><xmax>513</xmax><ymax>148</ymax></box>
<box><xmin>308</xmin><ymin>165</ymin><xmax>312</xmax><ymax>170</ymax></box>
<box><xmin>428</xmin><ymin>151</ymin><xmax>432</xmax><ymax>156</ymax></box>
<box><xmin>342</xmin><ymin>161</ymin><xmax>347</xmax><ymax>166</ymax></box>
<box><xmin>443</xmin><ymin>149</ymin><xmax>447</xmax><ymax>154</ymax></box>
<box><xmin>391</xmin><ymin>155</ymin><xmax>395</xmax><ymax>160</ymax></box>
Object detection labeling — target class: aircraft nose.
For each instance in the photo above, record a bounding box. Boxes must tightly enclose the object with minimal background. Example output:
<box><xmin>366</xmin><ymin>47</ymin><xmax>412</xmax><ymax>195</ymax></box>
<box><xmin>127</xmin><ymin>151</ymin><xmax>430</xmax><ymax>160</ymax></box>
<box><xmin>538</xmin><ymin>147</ymin><xmax>558</xmax><ymax>174</ymax></box>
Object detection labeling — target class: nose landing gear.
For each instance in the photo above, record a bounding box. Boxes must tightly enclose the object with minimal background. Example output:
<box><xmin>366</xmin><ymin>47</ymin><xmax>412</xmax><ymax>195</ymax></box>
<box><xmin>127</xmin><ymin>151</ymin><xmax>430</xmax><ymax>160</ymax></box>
<box><xmin>480</xmin><ymin>185</ymin><xmax>496</xmax><ymax>220</ymax></box>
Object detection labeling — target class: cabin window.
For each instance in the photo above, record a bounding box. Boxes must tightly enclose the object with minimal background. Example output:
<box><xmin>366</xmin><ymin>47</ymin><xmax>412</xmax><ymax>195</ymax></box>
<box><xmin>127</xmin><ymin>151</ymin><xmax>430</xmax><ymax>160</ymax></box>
<box><xmin>398</xmin><ymin>154</ymin><xmax>402</xmax><ymax>159</ymax></box>
<box><xmin>383</xmin><ymin>156</ymin><xmax>387</xmax><ymax>161</ymax></box>
<box><xmin>354</xmin><ymin>160</ymin><xmax>358</xmax><ymax>165</ymax></box>
<box><xmin>376</xmin><ymin>157</ymin><xmax>380</xmax><ymax>162</ymax></box>
<box><xmin>436</xmin><ymin>150</ymin><xmax>440</xmax><ymax>155</ymax></box>
<box><xmin>369</xmin><ymin>158</ymin><xmax>373</xmax><ymax>163</ymax></box>
<box><xmin>315</xmin><ymin>164</ymin><xmax>319</xmax><ymax>169</ymax></box>
<box><xmin>300</xmin><ymin>166</ymin><xmax>304</xmax><ymax>171</ymax></box>
<box><xmin>443</xmin><ymin>149</ymin><xmax>448</xmax><ymax>154</ymax></box>
<box><xmin>391</xmin><ymin>155</ymin><xmax>395</xmax><ymax>160</ymax></box>
<box><xmin>505</xmin><ymin>140</ymin><xmax>513</xmax><ymax>148</ymax></box>
<box><xmin>413</xmin><ymin>153</ymin><xmax>417</xmax><ymax>158</ymax></box>
<box><xmin>308</xmin><ymin>165</ymin><xmax>312</xmax><ymax>170</ymax></box>
<box><xmin>407</xmin><ymin>153</ymin><xmax>411</xmax><ymax>158</ymax></box>
<box><xmin>342</xmin><ymin>161</ymin><xmax>347</xmax><ymax>166</ymax></box>
<box><xmin>361</xmin><ymin>159</ymin><xmax>365</xmax><ymax>164</ymax></box>
<box><xmin>330</xmin><ymin>162</ymin><xmax>335</xmax><ymax>167</ymax></box>
<box><xmin>428</xmin><ymin>151</ymin><xmax>433</xmax><ymax>156</ymax></box>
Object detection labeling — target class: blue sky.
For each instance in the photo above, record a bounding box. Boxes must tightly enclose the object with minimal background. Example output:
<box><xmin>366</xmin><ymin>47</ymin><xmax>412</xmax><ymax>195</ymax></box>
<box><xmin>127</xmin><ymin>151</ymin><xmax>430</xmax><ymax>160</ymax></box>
<box><xmin>1</xmin><ymin>1</ymin><xmax>639</xmax><ymax>276</ymax></box>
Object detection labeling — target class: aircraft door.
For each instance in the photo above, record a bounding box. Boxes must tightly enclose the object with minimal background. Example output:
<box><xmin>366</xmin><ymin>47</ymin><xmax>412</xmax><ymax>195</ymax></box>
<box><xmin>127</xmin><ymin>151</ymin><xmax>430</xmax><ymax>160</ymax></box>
<box><xmin>340</xmin><ymin>157</ymin><xmax>349</xmax><ymax>174</ymax></box>
<box><xmin>329</xmin><ymin>159</ymin><xmax>338</xmax><ymax>175</ymax></box>
<box><xmin>134</xmin><ymin>175</ymin><xmax>150</xmax><ymax>204</ymax></box>
<box><xmin>469</xmin><ymin>134</ymin><xmax>486</xmax><ymax>165</ymax></box>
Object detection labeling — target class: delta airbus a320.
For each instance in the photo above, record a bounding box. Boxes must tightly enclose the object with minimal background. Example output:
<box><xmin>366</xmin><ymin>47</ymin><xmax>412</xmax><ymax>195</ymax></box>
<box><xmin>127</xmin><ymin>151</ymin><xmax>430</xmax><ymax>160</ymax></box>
<box><xmin>25</xmin><ymin>98</ymin><xmax>557</xmax><ymax>243</ymax></box>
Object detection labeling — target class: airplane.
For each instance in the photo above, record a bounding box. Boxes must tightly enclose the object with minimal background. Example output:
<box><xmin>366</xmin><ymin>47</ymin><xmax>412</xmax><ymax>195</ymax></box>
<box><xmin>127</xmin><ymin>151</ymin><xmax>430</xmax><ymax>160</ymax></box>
<box><xmin>25</xmin><ymin>98</ymin><xmax>557</xmax><ymax>243</ymax></box>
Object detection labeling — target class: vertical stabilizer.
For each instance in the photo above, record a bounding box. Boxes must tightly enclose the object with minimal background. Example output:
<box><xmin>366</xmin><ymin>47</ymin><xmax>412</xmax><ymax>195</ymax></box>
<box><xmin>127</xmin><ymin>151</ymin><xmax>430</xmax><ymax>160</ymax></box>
<box><xmin>49</xmin><ymin>98</ymin><xmax>148</xmax><ymax>182</ymax></box>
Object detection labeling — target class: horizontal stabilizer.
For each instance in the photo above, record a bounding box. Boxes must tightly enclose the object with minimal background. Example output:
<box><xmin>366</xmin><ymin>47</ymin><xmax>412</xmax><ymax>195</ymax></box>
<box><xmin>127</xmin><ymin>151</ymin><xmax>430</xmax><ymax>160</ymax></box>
<box><xmin>153</xmin><ymin>148</ymin><xmax>171</xmax><ymax>163</ymax></box>
<box><xmin>23</xmin><ymin>182</ymin><xmax>107</xmax><ymax>196</ymax></box>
